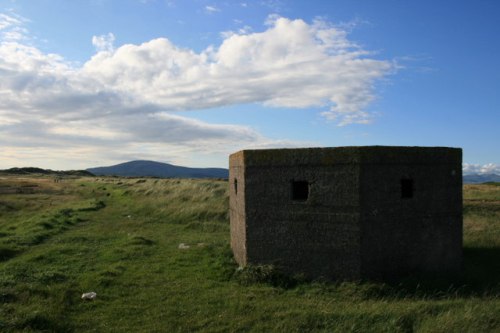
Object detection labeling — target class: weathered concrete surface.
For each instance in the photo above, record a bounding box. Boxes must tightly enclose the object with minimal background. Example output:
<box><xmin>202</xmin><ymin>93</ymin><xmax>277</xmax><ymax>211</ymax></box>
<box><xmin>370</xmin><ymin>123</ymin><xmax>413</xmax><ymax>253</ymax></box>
<box><xmin>229</xmin><ymin>146</ymin><xmax>462</xmax><ymax>280</ymax></box>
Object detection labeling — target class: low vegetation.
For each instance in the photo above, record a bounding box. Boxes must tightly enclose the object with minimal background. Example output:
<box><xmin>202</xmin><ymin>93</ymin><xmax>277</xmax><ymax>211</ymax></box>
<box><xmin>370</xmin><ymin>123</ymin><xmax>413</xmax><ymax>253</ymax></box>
<box><xmin>0</xmin><ymin>176</ymin><xmax>498</xmax><ymax>332</ymax></box>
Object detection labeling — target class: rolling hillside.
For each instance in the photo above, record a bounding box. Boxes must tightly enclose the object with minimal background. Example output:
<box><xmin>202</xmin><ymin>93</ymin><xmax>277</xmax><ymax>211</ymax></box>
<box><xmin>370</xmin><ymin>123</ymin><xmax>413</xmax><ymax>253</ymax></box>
<box><xmin>87</xmin><ymin>160</ymin><xmax>228</xmax><ymax>179</ymax></box>
<box><xmin>0</xmin><ymin>167</ymin><xmax>94</xmax><ymax>177</ymax></box>
<box><xmin>463</xmin><ymin>173</ymin><xmax>500</xmax><ymax>184</ymax></box>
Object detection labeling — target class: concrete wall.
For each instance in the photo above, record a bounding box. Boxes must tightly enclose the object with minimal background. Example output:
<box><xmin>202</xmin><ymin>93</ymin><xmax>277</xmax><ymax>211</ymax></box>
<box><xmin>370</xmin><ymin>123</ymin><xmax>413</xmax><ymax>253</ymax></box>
<box><xmin>359</xmin><ymin>147</ymin><xmax>463</xmax><ymax>279</ymax></box>
<box><xmin>229</xmin><ymin>146</ymin><xmax>463</xmax><ymax>280</ymax></box>
<box><xmin>229</xmin><ymin>151</ymin><xmax>247</xmax><ymax>265</ymax></box>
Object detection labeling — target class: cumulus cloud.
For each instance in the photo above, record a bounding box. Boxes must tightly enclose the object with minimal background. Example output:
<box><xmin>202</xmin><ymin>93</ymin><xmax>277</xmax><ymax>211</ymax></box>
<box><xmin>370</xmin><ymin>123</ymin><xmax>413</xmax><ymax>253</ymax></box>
<box><xmin>92</xmin><ymin>32</ymin><xmax>115</xmax><ymax>52</ymax></box>
<box><xmin>0</xmin><ymin>12</ymin><xmax>392</xmax><ymax>169</ymax></box>
<box><xmin>83</xmin><ymin>16</ymin><xmax>393</xmax><ymax>124</ymax></box>
<box><xmin>220</xmin><ymin>25</ymin><xmax>253</xmax><ymax>39</ymax></box>
<box><xmin>463</xmin><ymin>163</ymin><xmax>500</xmax><ymax>175</ymax></box>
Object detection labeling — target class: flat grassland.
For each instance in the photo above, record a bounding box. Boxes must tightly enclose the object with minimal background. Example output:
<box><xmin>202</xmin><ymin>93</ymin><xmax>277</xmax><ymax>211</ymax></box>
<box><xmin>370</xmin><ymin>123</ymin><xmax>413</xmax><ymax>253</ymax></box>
<box><xmin>0</xmin><ymin>176</ymin><xmax>499</xmax><ymax>332</ymax></box>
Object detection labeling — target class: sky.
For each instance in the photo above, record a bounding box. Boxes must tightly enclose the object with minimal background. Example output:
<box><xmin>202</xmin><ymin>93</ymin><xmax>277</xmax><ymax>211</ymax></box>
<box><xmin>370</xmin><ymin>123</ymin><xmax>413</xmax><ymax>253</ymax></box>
<box><xmin>0</xmin><ymin>0</ymin><xmax>499</xmax><ymax>174</ymax></box>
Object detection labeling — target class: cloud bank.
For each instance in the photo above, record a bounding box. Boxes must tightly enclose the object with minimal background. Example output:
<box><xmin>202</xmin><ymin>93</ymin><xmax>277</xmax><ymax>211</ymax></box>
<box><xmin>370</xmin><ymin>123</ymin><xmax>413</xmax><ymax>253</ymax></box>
<box><xmin>0</xmin><ymin>13</ymin><xmax>392</xmax><ymax>169</ymax></box>
<box><xmin>463</xmin><ymin>163</ymin><xmax>500</xmax><ymax>175</ymax></box>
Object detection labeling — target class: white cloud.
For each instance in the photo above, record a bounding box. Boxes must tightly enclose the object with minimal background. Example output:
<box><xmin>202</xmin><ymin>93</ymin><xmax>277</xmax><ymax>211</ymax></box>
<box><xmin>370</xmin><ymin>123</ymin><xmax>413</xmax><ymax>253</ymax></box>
<box><xmin>0</xmin><ymin>13</ymin><xmax>29</xmax><ymax>42</ymax></box>
<box><xmin>0</xmin><ymin>13</ymin><xmax>392</xmax><ymax>169</ymax></box>
<box><xmin>92</xmin><ymin>32</ymin><xmax>115</xmax><ymax>52</ymax></box>
<box><xmin>0</xmin><ymin>13</ymin><xmax>23</xmax><ymax>30</ymax></box>
<box><xmin>237</xmin><ymin>25</ymin><xmax>252</xmax><ymax>35</ymax></box>
<box><xmin>264</xmin><ymin>13</ymin><xmax>281</xmax><ymax>26</ymax></box>
<box><xmin>205</xmin><ymin>5</ymin><xmax>220</xmax><ymax>13</ymax></box>
<box><xmin>463</xmin><ymin>163</ymin><xmax>500</xmax><ymax>175</ymax></box>
<box><xmin>83</xmin><ymin>16</ymin><xmax>392</xmax><ymax>123</ymax></box>
<box><xmin>220</xmin><ymin>25</ymin><xmax>252</xmax><ymax>39</ymax></box>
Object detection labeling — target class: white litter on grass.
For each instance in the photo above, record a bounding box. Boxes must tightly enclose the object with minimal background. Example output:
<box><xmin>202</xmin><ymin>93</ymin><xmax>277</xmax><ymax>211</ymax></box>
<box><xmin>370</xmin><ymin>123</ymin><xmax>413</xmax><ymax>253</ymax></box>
<box><xmin>81</xmin><ymin>292</ymin><xmax>97</xmax><ymax>300</ymax></box>
<box><xmin>178</xmin><ymin>243</ymin><xmax>190</xmax><ymax>249</ymax></box>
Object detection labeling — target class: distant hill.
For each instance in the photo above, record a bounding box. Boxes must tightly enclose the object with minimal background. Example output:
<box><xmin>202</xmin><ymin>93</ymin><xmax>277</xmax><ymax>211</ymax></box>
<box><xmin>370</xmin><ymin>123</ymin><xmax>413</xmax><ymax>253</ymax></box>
<box><xmin>463</xmin><ymin>173</ymin><xmax>500</xmax><ymax>184</ymax></box>
<box><xmin>3</xmin><ymin>163</ymin><xmax>496</xmax><ymax>184</ymax></box>
<box><xmin>0</xmin><ymin>167</ymin><xmax>94</xmax><ymax>177</ymax></box>
<box><xmin>87</xmin><ymin>160</ymin><xmax>228</xmax><ymax>179</ymax></box>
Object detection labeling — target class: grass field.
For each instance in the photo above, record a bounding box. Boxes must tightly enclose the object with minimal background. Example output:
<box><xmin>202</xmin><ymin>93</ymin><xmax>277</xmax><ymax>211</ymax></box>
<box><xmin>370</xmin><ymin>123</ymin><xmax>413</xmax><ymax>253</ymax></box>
<box><xmin>0</xmin><ymin>176</ymin><xmax>499</xmax><ymax>332</ymax></box>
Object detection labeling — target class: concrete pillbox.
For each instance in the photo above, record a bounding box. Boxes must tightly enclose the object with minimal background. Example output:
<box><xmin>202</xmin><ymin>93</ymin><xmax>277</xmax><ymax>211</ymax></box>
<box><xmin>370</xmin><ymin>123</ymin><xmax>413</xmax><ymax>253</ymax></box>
<box><xmin>229</xmin><ymin>146</ymin><xmax>462</xmax><ymax>280</ymax></box>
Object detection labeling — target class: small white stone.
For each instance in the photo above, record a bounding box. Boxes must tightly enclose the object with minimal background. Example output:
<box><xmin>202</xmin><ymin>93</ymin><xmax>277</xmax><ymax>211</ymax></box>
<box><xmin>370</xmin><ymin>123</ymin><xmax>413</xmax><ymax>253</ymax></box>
<box><xmin>178</xmin><ymin>243</ymin><xmax>190</xmax><ymax>249</ymax></box>
<box><xmin>81</xmin><ymin>292</ymin><xmax>97</xmax><ymax>300</ymax></box>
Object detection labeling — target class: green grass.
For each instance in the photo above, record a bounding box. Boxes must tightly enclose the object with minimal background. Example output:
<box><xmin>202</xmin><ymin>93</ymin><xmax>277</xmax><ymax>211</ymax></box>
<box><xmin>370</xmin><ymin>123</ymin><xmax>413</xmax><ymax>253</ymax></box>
<box><xmin>0</xmin><ymin>176</ymin><xmax>498</xmax><ymax>332</ymax></box>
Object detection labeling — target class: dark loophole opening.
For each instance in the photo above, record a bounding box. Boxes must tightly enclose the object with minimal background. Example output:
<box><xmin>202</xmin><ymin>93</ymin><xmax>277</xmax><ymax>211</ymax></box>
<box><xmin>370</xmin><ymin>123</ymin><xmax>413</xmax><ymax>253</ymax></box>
<box><xmin>234</xmin><ymin>178</ymin><xmax>238</xmax><ymax>194</ymax></box>
<box><xmin>401</xmin><ymin>178</ymin><xmax>414</xmax><ymax>199</ymax></box>
<box><xmin>291</xmin><ymin>181</ymin><xmax>309</xmax><ymax>201</ymax></box>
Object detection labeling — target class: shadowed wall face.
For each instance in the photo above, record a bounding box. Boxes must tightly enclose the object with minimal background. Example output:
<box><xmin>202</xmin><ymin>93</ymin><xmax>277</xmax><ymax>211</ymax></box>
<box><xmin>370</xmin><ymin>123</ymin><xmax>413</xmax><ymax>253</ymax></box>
<box><xmin>229</xmin><ymin>146</ymin><xmax>462</xmax><ymax>280</ymax></box>
<box><xmin>359</xmin><ymin>149</ymin><xmax>463</xmax><ymax>279</ymax></box>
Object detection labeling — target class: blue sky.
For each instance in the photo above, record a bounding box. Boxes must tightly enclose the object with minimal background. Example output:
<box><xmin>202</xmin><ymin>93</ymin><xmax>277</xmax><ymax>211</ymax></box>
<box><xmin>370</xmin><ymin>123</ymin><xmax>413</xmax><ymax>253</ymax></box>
<box><xmin>0</xmin><ymin>0</ymin><xmax>499</xmax><ymax>174</ymax></box>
